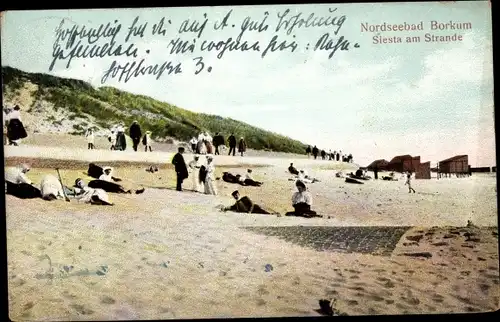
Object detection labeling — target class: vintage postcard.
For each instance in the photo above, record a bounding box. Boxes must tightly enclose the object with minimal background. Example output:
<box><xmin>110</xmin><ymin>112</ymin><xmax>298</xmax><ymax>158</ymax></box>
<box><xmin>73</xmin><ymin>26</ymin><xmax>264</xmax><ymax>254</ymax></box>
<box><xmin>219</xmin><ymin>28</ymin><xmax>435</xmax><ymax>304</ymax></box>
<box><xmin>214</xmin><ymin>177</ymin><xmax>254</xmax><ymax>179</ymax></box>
<box><xmin>2</xmin><ymin>1</ymin><xmax>497</xmax><ymax>320</ymax></box>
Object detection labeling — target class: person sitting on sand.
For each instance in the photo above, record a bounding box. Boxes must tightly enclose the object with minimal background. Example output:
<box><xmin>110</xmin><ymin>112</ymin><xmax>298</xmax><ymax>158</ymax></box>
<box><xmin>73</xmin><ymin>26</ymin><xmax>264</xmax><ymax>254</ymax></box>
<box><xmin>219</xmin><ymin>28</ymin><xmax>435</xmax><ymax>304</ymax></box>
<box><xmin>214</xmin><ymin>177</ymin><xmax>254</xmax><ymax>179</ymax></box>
<box><xmin>288</xmin><ymin>163</ymin><xmax>299</xmax><ymax>175</ymax></box>
<box><xmin>73</xmin><ymin>178</ymin><xmax>113</xmax><ymax>205</ymax></box>
<box><xmin>222</xmin><ymin>190</ymin><xmax>277</xmax><ymax>215</ymax></box>
<box><xmin>243</xmin><ymin>169</ymin><xmax>263</xmax><ymax>187</ymax></box>
<box><xmin>285</xmin><ymin>180</ymin><xmax>321</xmax><ymax>218</ymax></box>
<box><xmin>5</xmin><ymin>164</ymin><xmax>42</xmax><ymax>199</ymax></box>
<box><xmin>40</xmin><ymin>174</ymin><xmax>67</xmax><ymax>201</ymax></box>
<box><xmin>99</xmin><ymin>167</ymin><xmax>115</xmax><ymax>182</ymax></box>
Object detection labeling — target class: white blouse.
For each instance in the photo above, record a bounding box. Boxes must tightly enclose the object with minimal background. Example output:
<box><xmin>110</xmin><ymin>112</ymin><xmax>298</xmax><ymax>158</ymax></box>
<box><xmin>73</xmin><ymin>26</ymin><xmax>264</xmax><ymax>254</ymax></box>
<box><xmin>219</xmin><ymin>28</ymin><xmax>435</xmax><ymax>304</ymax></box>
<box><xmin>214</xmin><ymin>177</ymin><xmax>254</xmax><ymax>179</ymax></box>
<box><xmin>292</xmin><ymin>191</ymin><xmax>313</xmax><ymax>206</ymax></box>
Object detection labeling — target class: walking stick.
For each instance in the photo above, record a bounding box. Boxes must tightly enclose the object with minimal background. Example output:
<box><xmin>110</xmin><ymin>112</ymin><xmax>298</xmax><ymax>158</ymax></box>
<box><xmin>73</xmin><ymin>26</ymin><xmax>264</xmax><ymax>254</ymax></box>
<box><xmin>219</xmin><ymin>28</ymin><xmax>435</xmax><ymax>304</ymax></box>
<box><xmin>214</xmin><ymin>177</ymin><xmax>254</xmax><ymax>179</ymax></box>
<box><xmin>56</xmin><ymin>168</ymin><xmax>70</xmax><ymax>202</ymax></box>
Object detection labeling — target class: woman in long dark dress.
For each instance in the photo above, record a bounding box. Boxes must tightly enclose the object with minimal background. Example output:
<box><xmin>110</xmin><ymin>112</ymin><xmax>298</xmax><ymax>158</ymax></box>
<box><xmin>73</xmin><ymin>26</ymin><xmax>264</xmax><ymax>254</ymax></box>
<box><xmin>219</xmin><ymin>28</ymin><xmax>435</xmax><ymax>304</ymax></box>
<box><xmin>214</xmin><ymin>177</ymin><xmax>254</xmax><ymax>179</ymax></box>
<box><xmin>7</xmin><ymin>105</ymin><xmax>28</xmax><ymax>146</ymax></box>
<box><xmin>115</xmin><ymin>126</ymin><xmax>127</xmax><ymax>151</ymax></box>
<box><xmin>238</xmin><ymin>137</ymin><xmax>247</xmax><ymax>157</ymax></box>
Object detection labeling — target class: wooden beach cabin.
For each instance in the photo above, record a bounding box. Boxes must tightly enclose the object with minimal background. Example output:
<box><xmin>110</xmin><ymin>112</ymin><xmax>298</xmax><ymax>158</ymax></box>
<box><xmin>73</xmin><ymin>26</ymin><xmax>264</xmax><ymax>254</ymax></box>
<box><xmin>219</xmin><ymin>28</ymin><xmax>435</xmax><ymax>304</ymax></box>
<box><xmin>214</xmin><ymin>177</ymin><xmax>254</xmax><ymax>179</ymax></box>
<box><xmin>438</xmin><ymin>155</ymin><xmax>469</xmax><ymax>176</ymax></box>
<box><xmin>366</xmin><ymin>159</ymin><xmax>389</xmax><ymax>171</ymax></box>
<box><xmin>416</xmin><ymin>161</ymin><xmax>431</xmax><ymax>179</ymax></box>
<box><xmin>386</xmin><ymin>155</ymin><xmax>414</xmax><ymax>173</ymax></box>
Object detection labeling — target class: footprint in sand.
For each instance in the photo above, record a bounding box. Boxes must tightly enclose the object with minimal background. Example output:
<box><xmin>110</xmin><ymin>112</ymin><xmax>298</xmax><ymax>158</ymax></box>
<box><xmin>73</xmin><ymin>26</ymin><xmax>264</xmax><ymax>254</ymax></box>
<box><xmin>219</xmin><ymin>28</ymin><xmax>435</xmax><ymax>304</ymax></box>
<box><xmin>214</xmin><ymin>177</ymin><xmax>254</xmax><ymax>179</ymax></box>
<box><xmin>257</xmin><ymin>285</ymin><xmax>270</xmax><ymax>296</ymax></box>
<box><xmin>478</xmin><ymin>283</ymin><xmax>491</xmax><ymax>294</ymax></box>
<box><xmin>366</xmin><ymin>294</ymin><xmax>385</xmax><ymax>302</ymax></box>
<box><xmin>62</xmin><ymin>291</ymin><xmax>78</xmax><ymax>299</ymax></box>
<box><xmin>425</xmin><ymin>305</ymin><xmax>437</xmax><ymax>312</ymax></box>
<box><xmin>256</xmin><ymin>299</ymin><xmax>267</xmax><ymax>306</ymax></box>
<box><xmin>466</xmin><ymin>307</ymin><xmax>481</xmax><ymax>312</ymax></box>
<box><xmin>101</xmin><ymin>296</ymin><xmax>116</xmax><ymax>304</ymax></box>
<box><xmin>348</xmin><ymin>286</ymin><xmax>365</xmax><ymax>291</ymax></box>
<box><xmin>385</xmin><ymin>299</ymin><xmax>394</xmax><ymax>305</ymax></box>
<box><xmin>23</xmin><ymin>302</ymin><xmax>34</xmax><ymax>311</ymax></box>
<box><xmin>173</xmin><ymin>294</ymin><xmax>185</xmax><ymax>301</ymax></box>
<box><xmin>326</xmin><ymin>289</ymin><xmax>339</xmax><ymax>296</ymax></box>
<box><xmin>350</xmin><ymin>275</ymin><xmax>360</xmax><ymax>280</ymax></box>
<box><xmin>346</xmin><ymin>300</ymin><xmax>359</xmax><ymax>305</ymax></box>
<box><xmin>431</xmin><ymin>293</ymin><xmax>444</xmax><ymax>303</ymax></box>
<box><xmin>70</xmin><ymin>303</ymin><xmax>94</xmax><ymax>315</ymax></box>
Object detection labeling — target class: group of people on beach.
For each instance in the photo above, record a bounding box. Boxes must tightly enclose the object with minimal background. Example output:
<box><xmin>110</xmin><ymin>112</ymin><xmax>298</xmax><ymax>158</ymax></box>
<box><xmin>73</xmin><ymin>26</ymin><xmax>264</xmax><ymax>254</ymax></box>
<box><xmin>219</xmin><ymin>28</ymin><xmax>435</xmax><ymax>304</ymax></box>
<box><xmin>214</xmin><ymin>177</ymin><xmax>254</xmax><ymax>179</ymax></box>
<box><xmin>3</xmin><ymin>105</ymin><xmax>28</xmax><ymax>146</ymax></box>
<box><xmin>85</xmin><ymin>120</ymin><xmax>153</xmax><ymax>152</ymax></box>
<box><xmin>4</xmin><ymin>162</ymin><xmax>147</xmax><ymax>205</ymax></box>
<box><xmin>305</xmin><ymin>145</ymin><xmax>353</xmax><ymax>163</ymax></box>
<box><xmin>189</xmin><ymin>132</ymin><xmax>247</xmax><ymax>157</ymax></box>
<box><xmin>170</xmin><ymin>147</ymin><xmax>320</xmax><ymax>218</ymax></box>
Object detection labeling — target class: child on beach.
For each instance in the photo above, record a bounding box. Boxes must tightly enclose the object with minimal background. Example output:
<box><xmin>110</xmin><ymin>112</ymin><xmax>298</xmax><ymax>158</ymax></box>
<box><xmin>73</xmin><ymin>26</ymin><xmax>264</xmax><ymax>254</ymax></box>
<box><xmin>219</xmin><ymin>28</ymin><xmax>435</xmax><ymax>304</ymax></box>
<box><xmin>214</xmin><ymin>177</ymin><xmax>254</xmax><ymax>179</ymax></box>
<box><xmin>405</xmin><ymin>172</ymin><xmax>416</xmax><ymax>193</ymax></box>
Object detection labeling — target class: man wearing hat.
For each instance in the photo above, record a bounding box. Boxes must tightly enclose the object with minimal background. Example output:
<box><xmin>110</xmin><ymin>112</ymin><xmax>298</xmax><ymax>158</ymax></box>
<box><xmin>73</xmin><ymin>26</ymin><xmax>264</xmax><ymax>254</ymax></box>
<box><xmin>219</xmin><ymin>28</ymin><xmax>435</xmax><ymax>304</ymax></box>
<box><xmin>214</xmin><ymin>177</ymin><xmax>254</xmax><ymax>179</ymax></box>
<box><xmin>129</xmin><ymin>120</ymin><xmax>142</xmax><ymax>152</ymax></box>
<box><xmin>222</xmin><ymin>190</ymin><xmax>277</xmax><ymax>215</ymax></box>
<box><xmin>74</xmin><ymin>178</ymin><xmax>113</xmax><ymax>205</ymax></box>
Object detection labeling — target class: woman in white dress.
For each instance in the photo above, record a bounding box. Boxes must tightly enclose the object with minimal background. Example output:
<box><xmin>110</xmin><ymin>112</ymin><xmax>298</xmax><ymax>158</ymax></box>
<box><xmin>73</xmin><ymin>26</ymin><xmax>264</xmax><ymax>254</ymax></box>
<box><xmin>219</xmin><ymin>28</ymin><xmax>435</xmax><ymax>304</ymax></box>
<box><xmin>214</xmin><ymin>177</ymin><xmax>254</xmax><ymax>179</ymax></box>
<box><xmin>204</xmin><ymin>156</ymin><xmax>217</xmax><ymax>195</ymax></box>
<box><xmin>188</xmin><ymin>155</ymin><xmax>203</xmax><ymax>192</ymax></box>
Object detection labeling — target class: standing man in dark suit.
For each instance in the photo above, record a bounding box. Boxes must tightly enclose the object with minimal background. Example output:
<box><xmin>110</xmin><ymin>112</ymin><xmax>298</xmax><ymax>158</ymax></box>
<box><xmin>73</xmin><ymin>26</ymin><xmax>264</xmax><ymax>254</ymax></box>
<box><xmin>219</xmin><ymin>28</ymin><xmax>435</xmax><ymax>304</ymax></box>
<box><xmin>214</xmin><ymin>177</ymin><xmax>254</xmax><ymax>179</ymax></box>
<box><xmin>172</xmin><ymin>147</ymin><xmax>189</xmax><ymax>191</ymax></box>
<box><xmin>213</xmin><ymin>132</ymin><xmax>225</xmax><ymax>155</ymax></box>
<box><xmin>228</xmin><ymin>133</ymin><xmax>237</xmax><ymax>156</ymax></box>
<box><xmin>129</xmin><ymin>120</ymin><xmax>142</xmax><ymax>152</ymax></box>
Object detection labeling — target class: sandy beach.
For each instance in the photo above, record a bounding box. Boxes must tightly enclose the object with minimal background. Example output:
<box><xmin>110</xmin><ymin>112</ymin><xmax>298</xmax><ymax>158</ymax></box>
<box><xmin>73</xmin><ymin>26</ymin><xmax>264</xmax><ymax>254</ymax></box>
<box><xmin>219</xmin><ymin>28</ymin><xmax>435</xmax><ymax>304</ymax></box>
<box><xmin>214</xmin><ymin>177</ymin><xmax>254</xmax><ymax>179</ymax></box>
<box><xmin>5</xmin><ymin>141</ymin><xmax>500</xmax><ymax>320</ymax></box>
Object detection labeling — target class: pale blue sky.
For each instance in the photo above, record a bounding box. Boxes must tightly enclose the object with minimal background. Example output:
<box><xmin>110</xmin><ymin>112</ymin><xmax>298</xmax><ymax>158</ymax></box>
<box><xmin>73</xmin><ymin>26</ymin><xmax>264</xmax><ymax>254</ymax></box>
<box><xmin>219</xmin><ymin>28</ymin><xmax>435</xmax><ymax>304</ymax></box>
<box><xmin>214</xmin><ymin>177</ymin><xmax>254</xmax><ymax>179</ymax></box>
<box><xmin>1</xmin><ymin>1</ymin><xmax>495</xmax><ymax>166</ymax></box>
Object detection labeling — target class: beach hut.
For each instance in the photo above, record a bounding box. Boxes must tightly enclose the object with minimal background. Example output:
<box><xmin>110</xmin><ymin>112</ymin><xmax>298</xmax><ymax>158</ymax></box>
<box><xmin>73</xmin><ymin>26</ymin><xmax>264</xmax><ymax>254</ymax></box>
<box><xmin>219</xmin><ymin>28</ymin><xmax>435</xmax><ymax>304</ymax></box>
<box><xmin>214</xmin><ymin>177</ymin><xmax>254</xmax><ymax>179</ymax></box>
<box><xmin>366</xmin><ymin>159</ymin><xmax>389</xmax><ymax>171</ymax></box>
<box><xmin>438</xmin><ymin>155</ymin><xmax>469</xmax><ymax>175</ymax></box>
<box><xmin>386</xmin><ymin>155</ymin><xmax>414</xmax><ymax>173</ymax></box>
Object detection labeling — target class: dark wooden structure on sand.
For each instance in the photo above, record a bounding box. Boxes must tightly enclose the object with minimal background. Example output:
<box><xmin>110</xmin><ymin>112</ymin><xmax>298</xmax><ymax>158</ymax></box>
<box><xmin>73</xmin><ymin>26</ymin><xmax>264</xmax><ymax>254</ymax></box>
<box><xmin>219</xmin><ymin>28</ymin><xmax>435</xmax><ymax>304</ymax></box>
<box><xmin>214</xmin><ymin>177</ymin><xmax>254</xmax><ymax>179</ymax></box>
<box><xmin>369</xmin><ymin>154</ymin><xmax>431</xmax><ymax>179</ymax></box>
<box><xmin>438</xmin><ymin>155</ymin><xmax>469</xmax><ymax>177</ymax></box>
<box><xmin>366</xmin><ymin>159</ymin><xmax>389</xmax><ymax>171</ymax></box>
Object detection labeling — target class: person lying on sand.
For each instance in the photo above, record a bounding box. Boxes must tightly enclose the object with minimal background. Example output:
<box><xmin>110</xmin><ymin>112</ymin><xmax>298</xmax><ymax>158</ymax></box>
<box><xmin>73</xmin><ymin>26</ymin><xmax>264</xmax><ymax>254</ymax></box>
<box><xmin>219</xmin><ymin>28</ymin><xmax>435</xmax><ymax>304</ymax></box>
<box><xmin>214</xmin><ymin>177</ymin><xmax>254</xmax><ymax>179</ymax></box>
<box><xmin>222</xmin><ymin>190</ymin><xmax>278</xmax><ymax>215</ymax></box>
<box><xmin>222</xmin><ymin>172</ymin><xmax>248</xmax><ymax>186</ymax></box>
<box><xmin>5</xmin><ymin>164</ymin><xmax>42</xmax><ymax>199</ymax></box>
<box><xmin>348</xmin><ymin>168</ymin><xmax>370</xmax><ymax>180</ymax></box>
<box><xmin>87</xmin><ymin>166</ymin><xmax>145</xmax><ymax>194</ymax></box>
<box><xmin>73</xmin><ymin>178</ymin><xmax>113</xmax><ymax>205</ymax></box>
<box><xmin>288</xmin><ymin>163</ymin><xmax>299</xmax><ymax>175</ymax></box>
<box><xmin>87</xmin><ymin>163</ymin><xmax>122</xmax><ymax>182</ymax></box>
<box><xmin>242</xmin><ymin>169</ymin><xmax>263</xmax><ymax>187</ymax></box>
<box><xmin>382</xmin><ymin>172</ymin><xmax>397</xmax><ymax>181</ymax></box>
<box><xmin>297</xmin><ymin>170</ymin><xmax>320</xmax><ymax>183</ymax></box>
<box><xmin>285</xmin><ymin>180</ymin><xmax>321</xmax><ymax>218</ymax></box>
<box><xmin>87</xmin><ymin>179</ymin><xmax>145</xmax><ymax>194</ymax></box>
